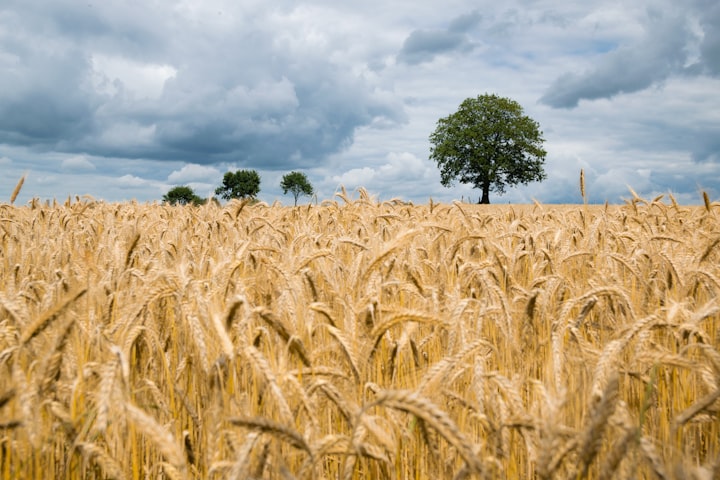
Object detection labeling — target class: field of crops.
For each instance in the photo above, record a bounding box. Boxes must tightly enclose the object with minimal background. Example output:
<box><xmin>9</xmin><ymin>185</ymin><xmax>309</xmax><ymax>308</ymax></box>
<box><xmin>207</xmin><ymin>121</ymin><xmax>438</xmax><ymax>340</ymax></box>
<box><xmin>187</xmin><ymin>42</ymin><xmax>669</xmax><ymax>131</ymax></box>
<box><xmin>1</xmin><ymin>189</ymin><xmax>719</xmax><ymax>479</ymax></box>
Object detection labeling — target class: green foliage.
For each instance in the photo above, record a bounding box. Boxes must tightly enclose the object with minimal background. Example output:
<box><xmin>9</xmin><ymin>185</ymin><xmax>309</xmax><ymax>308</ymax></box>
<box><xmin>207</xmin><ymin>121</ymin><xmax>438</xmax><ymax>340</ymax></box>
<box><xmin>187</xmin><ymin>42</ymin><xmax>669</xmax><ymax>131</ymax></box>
<box><xmin>429</xmin><ymin>93</ymin><xmax>547</xmax><ymax>204</ymax></box>
<box><xmin>280</xmin><ymin>171</ymin><xmax>314</xmax><ymax>206</ymax></box>
<box><xmin>215</xmin><ymin>169</ymin><xmax>261</xmax><ymax>200</ymax></box>
<box><xmin>162</xmin><ymin>185</ymin><xmax>206</xmax><ymax>205</ymax></box>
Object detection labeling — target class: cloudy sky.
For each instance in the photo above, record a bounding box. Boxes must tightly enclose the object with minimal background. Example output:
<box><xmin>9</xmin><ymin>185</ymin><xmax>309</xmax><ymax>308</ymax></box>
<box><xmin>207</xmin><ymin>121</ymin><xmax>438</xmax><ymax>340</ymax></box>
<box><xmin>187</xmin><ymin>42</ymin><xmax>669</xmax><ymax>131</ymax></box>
<box><xmin>1</xmin><ymin>0</ymin><xmax>719</xmax><ymax>205</ymax></box>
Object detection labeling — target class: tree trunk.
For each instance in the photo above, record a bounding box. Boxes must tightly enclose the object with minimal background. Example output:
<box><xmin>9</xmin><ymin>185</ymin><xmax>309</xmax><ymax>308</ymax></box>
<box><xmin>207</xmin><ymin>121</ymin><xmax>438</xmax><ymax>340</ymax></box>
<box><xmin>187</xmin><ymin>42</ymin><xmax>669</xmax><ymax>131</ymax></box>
<box><xmin>479</xmin><ymin>181</ymin><xmax>490</xmax><ymax>204</ymax></box>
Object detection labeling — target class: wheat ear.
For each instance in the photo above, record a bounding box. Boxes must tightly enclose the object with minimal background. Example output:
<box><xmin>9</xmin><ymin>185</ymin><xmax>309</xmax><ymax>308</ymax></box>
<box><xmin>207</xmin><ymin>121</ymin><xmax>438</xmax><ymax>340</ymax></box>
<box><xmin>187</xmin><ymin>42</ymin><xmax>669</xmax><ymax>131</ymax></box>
<box><xmin>223</xmin><ymin>431</ymin><xmax>260</xmax><ymax>480</ymax></box>
<box><xmin>672</xmin><ymin>387</ymin><xmax>720</xmax><ymax>430</ymax></box>
<box><xmin>228</xmin><ymin>416</ymin><xmax>311</xmax><ymax>455</ymax></box>
<box><xmin>577</xmin><ymin>373</ymin><xmax>620</xmax><ymax>478</ymax></box>
<box><xmin>702</xmin><ymin>190</ymin><xmax>711</xmax><ymax>212</ymax></box>
<box><xmin>364</xmin><ymin>389</ymin><xmax>483</xmax><ymax>473</ymax></box>
<box><xmin>158</xmin><ymin>462</ymin><xmax>186</xmax><ymax>480</ymax></box>
<box><xmin>39</xmin><ymin>317</ymin><xmax>75</xmax><ymax>394</ymax></box>
<box><xmin>598</xmin><ymin>426</ymin><xmax>637</xmax><ymax>480</ymax></box>
<box><xmin>313</xmin><ymin>323</ymin><xmax>360</xmax><ymax>381</ymax></box>
<box><xmin>418</xmin><ymin>338</ymin><xmax>493</xmax><ymax>394</ymax></box>
<box><xmin>20</xmin><ymin>288</ymin><xmax>87</xmax><ymax>345</ymax></box>
<box><xmin>242</xmin><ymin>344</ymin><xmax>293</xmax><ymax>423</ymax></box>
<box><xmin>356</xmin><ymin>228</ymin><xmax>420</xmax><ymax>289</ymax></box>
<box><xmin>300</xmin><ymin>434</ymin><xmax>351</xmax><ymax>479</ymax></box>
<box><xmin>124</xmin><ymin>401</ymin><xmax>187</xmax><ymax>472</ymax></box>
<box><xmin>309</xmin><ymin>380</ymin><xmax>358</xmax><ymax>423</ymax></box>
<box><xmin>10</xmin><ymin>175</ymin><xmax>25</xmax><ymax>204</ymax></box>
<box><xmin>639</xmin><ymin>436</ymin><xmax>668</xmax><ymax>480</ymax></box>
<box><xmin>368</xmin><ymin>311</ymin><xmax>444</xmax><ymax>358</ymax></box>
<box><xmin>0</xmin><ymin>388</ymin><xmax>15</xmax><ymax>409</ymax></box>
<box><xmin>76</xmin><ymin>442</ymin><xmax>126</xmax><ymax>480</ymax></box>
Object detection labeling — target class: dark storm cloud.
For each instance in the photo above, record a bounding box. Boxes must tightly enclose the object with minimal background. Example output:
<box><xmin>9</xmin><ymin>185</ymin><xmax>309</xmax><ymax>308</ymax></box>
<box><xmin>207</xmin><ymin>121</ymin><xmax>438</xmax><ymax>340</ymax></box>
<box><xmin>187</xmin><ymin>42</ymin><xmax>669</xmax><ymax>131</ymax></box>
<box><xmin>691</xmin><ymin>134</ymin><xmax>720</xmax><ymax>163</ymax></box>
<box><xmin>541</xmin><ymin>1</ymin><xmax>720</xmax><ymax>109</ymax></box>
<box><xmin>540</xmin><ymin>9</ymin><xmax>690</xmax><ymax>108</ymax></box>
<box><xmin>448</xmin><ymin>10</ymin><xmax>482</xmax><ymax>33</ymax></box>
<box><xmin>397</xmin><ymin>11</ymin><xmax>479</xmax><ymax>65</ymax></box>
<box><xmin>137</xmin><ymin>59</ymin><xmax>406</xmax><ymax>167</ymax></box>
<box><xmin>397</xmin><ymin>30</ymin><xmax>472</xmax><ymax>65</ymax></box>
<box><xmin>697</xmin><ymin>2</ymin><xmax>720</xmax><ymax>74</ymax></box>
<box><xmin>0</xmin><ymin>0</ymin><xmax>406</xmax><ymax>169</ymax></box>
<box><xmin>0</xmin><ymin>6</ymin><xmax>102</xmax><ymax>146</ymax></box>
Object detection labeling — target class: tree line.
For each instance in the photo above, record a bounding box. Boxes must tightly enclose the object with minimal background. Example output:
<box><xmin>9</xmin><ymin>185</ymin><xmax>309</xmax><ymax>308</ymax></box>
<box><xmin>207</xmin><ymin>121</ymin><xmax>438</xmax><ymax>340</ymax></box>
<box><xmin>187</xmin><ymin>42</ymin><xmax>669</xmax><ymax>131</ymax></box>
<box><xmin>163</xmin><ymin>170</ymin><xmax>314</xmax><ymax>206</ymax></box>
<box><xmin>164</xmin><ymin>93</ymin><xmax>547</xmax><ymax>206</ymax></box>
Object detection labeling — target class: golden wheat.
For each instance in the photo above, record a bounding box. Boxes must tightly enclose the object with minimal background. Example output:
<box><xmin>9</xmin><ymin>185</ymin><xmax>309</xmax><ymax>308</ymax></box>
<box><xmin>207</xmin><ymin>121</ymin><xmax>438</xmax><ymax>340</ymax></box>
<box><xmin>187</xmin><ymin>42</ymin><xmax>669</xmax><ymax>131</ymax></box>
<box><xmin>9</xmin><ymin>175</ymin><xmax>25</xmax><ymax>205</ymax></box>
<box><xmin>0</xmin><ymin>193</ymin><xmax>718</xmax><ymax>478</ymax></box>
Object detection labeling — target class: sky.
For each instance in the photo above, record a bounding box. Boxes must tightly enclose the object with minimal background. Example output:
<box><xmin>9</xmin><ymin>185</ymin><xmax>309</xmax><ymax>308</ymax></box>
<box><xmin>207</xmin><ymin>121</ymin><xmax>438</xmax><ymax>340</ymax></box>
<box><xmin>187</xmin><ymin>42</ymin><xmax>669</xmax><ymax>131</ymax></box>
<box><xmin>1</xmin><ymin>0</ymin><xmax>719</xmax><ymax>205</ymax></box>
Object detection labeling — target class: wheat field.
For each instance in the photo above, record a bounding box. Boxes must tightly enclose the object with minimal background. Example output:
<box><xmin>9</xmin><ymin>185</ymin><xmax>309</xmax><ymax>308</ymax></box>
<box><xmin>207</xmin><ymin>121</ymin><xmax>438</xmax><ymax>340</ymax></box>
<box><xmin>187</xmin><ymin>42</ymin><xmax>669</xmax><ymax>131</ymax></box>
<box><xmin>1</xmin><ymin>188</ymin><xmax>719</xmax><ymax>479</ymax></box>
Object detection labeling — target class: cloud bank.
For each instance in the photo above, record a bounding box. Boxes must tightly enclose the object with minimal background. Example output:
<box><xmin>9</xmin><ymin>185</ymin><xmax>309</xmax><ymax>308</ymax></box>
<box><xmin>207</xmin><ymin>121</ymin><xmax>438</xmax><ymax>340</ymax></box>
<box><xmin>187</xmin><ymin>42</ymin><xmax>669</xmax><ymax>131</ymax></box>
<box><xmin>0</xmin><ymin>0</ymin><xmax>405</xmax><ymax>168</ymax></box>
<box><xmin>541</xmin><ymin>3</ymin><xmax>720</xmax><ymax>108</ymax></box>
<box><xmin>0</xmin><ymin>0</ymin><xmax>719</xmax><ymax>205</ymax></box>
<box><xmin>397</xmin><ymin>10</ymin><xmax>481</xmax><ymax>65</ymax></box>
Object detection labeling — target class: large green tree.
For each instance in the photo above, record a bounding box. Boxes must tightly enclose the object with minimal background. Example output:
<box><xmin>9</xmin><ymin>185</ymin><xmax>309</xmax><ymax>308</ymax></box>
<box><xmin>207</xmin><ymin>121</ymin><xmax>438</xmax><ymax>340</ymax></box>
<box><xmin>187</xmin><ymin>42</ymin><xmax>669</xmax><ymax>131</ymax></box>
<box><xmin>280</xmin><ymin>171</ymin><xmax>314</xmax><ymax>206</ymax></box>
<box><xmin>429</xmin><ymin>94</ymin><xmax>547</xmax><ymax>204</ymax></box>
<box><xmin>215</xmin><ymin>169</ymin><xmax>261</xmax><ymax>200</ymax></box>
<box><xmin>162</xmin><ymin>185</ymin><xmax>205</xmax><ymax>205</ymax></box>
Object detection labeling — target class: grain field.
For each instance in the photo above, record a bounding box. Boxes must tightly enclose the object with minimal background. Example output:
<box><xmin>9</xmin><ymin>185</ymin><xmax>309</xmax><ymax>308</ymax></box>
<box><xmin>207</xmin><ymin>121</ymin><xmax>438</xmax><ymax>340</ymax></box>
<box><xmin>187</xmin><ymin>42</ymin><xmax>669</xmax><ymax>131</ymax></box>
<box><xmin>0</xmin><ymin>189</ymin><xmax>719</xmax><ymax>479</ymax></box>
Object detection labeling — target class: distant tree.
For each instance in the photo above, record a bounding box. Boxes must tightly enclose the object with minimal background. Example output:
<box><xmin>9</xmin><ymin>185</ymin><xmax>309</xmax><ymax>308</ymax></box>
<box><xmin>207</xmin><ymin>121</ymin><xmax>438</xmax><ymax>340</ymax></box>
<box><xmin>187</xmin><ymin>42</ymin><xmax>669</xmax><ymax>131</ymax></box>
<box><xmin>429</xmin><ymin>94</ymin><xmax>547</xmax><ymax>204</ymax></box>
<box><xmin>280</xmin><ymin>171</ymin><xmax>314</xmax><ymax>206</ymax></box>
<box><xmin>215</xmin><ymin>169</ymin><xmax>261</xmax><ymax>200</ymax></box>
<box><xmin>162</xmin><ymin>185</ymin><xmax>205</xmax><ymax>205</ymax></box>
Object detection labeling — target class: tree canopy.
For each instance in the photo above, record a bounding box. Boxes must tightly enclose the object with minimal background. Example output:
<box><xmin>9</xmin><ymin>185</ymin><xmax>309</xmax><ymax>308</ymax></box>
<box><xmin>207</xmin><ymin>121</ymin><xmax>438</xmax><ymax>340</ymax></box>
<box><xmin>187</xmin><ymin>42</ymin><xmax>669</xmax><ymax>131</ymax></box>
<box><xmin>162</xmin><ymin>185</ymin><xmax>205</xmax><ymax>205</ymax></box>
<box><xmin>429</xmin><ymin>94</ymin><xmax>547</xmax><ymax>204</ymax></box>
<box><xmin>280</xmin><ymin>171</ymin><xmax>314</xmax><ymax>206</ymax></box>
<box><xmin>215</xmin><ymin>169</ymin><xmax>261</xmax><ymax>200</ymax></box>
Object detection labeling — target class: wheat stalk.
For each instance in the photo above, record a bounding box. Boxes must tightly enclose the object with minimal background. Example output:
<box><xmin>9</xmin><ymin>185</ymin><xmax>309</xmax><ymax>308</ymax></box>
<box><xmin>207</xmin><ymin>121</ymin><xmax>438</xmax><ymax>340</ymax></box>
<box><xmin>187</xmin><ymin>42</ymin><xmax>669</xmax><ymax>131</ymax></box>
<box><xmin>313</xmin><ymin>323</ymin><xmax>360</xmax><ymax>381</ymax></box>
<box><xmin>242</xmin><ymin>344</ymin><xmax>293</xmax><ymax>423</ymax></box>
<box><xmin>39</xmin><ymin>317</ymin><xmax>75</xmax><ymax>395</ymax></box>
<box><xmin>598</xmin><ymin>426</ymin><xmax>637</xmax><ymax>480</ymax></box>
<box><xmin>576</xmin><ymin>372</ymin><xmax>620</xmax><ymax>477</ymax></box>
<box><xmin>124</xmin><ymin>401</ymin><xmax>187</xmax><ymax>473</ymax></box>
<box><xmin>417</xmin><ymin>339</ymin><xmax>493</xmax><ymax>394</ymax></box>
<box><xmin>309</xmin><ymin>379</ymin><xmax>358</xmax><ymax>423</ymax></box>
<box><xmin>9</xmin><ymin>174</ymin><xmax>25</xmax><ymax>204</ymax></box>
<box><xmin>19</xmin><ymin>287</ymin><xmax>86</xmax><ymax>345</ymax></box>
<box><xmin>673</xmin><ymin>387</ymin><xmax>720</xmax><ymax>429</ymax></box>
<box><xmin>223</xmin><ymin>431</ymin><xmax>261</xmax><ymax>480</ymax></box>
<box><xmin>702</xmin><ymin>190</ymin><xmax>711</xmax><ymax>212</ymax></box>
<box><xmin>362</xmin><ymin>389</ymin><xmax>484</xmax><ymax>474</ymax></box>
<box><xmin>228</xmin><ymin>416</ymin><xmax>311</xmax><ymax>455</ymax></box>
<box><xmin>76</xmin><ymin>442</ymin><xmax>126</xmax><ymax>480</ymax></box>
<box><xmin>639</xmin><ymin>436</ymin><xmax>669</xmax><ymax>480</ymax></box>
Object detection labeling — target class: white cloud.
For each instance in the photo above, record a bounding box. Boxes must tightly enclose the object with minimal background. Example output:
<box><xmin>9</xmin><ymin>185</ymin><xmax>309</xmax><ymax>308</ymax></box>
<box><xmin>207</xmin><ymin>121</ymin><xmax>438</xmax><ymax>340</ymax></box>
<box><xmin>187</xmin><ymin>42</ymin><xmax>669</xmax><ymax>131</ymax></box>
<box><xmin>226</xmin><ymin>78</ymin><xmax>299</xmax><ymax>114</ymax></box>
<box><xmin>377</xmin><ymin>152</ymin><xmax>435</xmax><ymax>182</ymax></box>
<box><xmin>116</xmin><ymin>174</ymin><xmax>150</xmax><ymax>187</ymax></box>
<box><xmin>167</xmin><ymin>164</ymin><xmax>222</xmax><ymax>184</ymax></box>
<box><xmin>329</xmin><ymin>151</ymin><xmax>441</xmax><ymax>200</ymax></box>
<box><xmin>91</xmin><ymin>54</ymin><xmax>177</xmax><ymax>99</ymax></box>
<box><xmin>61</xmin><ymin>155</ymin><xmax>96</xmax><ymax>171</ymax></box>
<box><xmin>90</xmin><ymin>123</ymin><xmax>157</xmax><ymax>153</ymax></box>
<box><xmin>331</xmin><ymin>167</ymin><xmax>377</xmax><ymax>188</ymax></box>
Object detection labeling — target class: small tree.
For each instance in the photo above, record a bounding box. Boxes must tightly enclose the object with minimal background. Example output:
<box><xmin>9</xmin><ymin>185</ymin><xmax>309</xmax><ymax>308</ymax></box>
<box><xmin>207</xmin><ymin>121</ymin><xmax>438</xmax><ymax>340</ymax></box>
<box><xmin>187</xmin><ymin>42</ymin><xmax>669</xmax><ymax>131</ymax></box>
<box><xmin>162</xmin><ymin>185</ymin><xmax>205</xmax><ymax>205</ymax></box>
<box><xmin>429</xmin><ymin>94</ymin><xmax>547</xmax><ymax>204</ymax></box>
<box><xmin>215</xmin><ymin>169</ymin><xmax>261</xmax><ymax>200</ymax></box>
<box><xmin>280</xmin><ymin>171</ymin><xmax>314</xmax><ymax>206</ymax></box>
